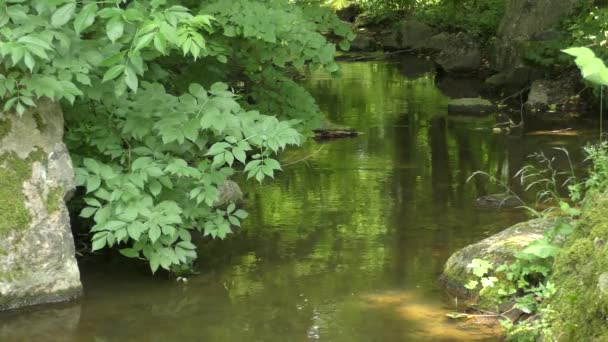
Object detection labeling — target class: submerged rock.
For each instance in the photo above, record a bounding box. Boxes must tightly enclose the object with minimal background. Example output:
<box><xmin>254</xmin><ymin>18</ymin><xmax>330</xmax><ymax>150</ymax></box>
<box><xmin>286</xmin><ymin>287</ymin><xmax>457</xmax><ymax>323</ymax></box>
<box><xmin>448</xmin><ymin>98</ymin><xmax>495</xmax><ymax>115</ymax></box>
<box><xmin>440</xmin><ymin>219</ymin><xmax>553</xmax><ymax>299</ymax></box>
<box><xmin>313</xmin><ymin>121</ymin><xmax>359</xmax><ymax>140</ymax></box>
<box><xmin>0</xmin><ymin>100</ymin><xmax>82</xmax><ymax>311</ymax></box>
<box><xmin>476</xmin><ymin>194</ymin><xmax>524</xmax><ymax>209</ymax></box>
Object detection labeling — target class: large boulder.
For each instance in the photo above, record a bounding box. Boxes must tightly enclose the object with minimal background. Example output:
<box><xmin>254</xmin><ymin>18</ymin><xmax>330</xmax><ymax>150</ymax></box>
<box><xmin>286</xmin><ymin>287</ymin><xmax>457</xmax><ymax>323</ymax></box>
<box><xmin>381</xmin><ymin>20</ymin><xmax>435</xmax><ymax>50</ymax></box>
<box><xmin>491</xmin><ymin>0</ymin><xmax>582</xmax><ymax>73</ymax></box>
<box><xmin>433</xmin><ymin>33</ymin><xmax>482</xmax><ymax>73</ymax></box>
<box><xmin>335</xmin><ymin>3</ymin><xmax>362</xmax><ymax>23</ymax></box>
<box><xmin>440</xmin><ymin>219</ymin><xmax>553</xmax><ymax>299</ymax></box>
<box><xmin>0</xmin><ymin>100</ymin><xmax>81</xmax><ymax>311</ymax></box>
<box><xmin>350</xmin><ymin>30</ymin><xmax>377</xmax><ymax>51</ymax></box>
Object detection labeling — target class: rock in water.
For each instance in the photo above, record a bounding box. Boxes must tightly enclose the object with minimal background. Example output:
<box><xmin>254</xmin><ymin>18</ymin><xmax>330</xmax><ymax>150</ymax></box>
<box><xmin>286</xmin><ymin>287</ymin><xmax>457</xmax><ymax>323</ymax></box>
<box><xmin>439</xmin><ymin>219</ymin><xmax>553</xmax><ymax>299</ymax></box>
<box><xmin>214</xmin><ymin>180</ymin><xmax>244</xmax><ymax>207</ymax></box>
<box><xmin>476</xmin><ymin>194</ymin><xmax>524</xmax><ymax>209</ymax></box>
<box><xmin>0</xmin><ymin>100</ymin><xmax>82</xmax><ymax>311</ymax></box>
<box><xmin>524</xmin><ymin>78</ymin><xmax>586</xmax><ymax>122</ymax></box>
<box><xmin>448</xmin><ymin>98</ymin><xmax>495</xmax><ymax>116</ymax></box>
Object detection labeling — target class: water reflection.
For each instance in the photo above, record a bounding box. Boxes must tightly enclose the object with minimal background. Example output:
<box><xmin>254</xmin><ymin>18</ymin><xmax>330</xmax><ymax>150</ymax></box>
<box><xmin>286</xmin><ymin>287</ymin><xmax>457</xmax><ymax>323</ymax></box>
<box><xmin>0</xmin><ymin>59</ymin><xmax>596</xmax><ymax>341</ymax></box>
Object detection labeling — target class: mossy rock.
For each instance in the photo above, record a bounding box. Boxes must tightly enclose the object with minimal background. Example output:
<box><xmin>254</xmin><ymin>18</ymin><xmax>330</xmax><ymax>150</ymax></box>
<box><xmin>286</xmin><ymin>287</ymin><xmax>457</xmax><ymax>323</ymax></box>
<box><xmin>0</xmin><ymin>100</ymin><xmax>81</xmax><ymax>311</ymax></box>
<box><xmin>547</xmin><ymin>196</ymin><xmax>608</xmax><ymax>341</ymax></box>
<box><xmin>440</xmin><ymin>219</ymin><xmax>554</xmax><ymax>301</ymax></box>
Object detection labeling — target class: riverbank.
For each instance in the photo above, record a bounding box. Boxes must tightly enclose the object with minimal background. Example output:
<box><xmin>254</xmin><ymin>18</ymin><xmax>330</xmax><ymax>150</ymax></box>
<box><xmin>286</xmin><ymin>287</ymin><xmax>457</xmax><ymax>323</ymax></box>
<box><xmin>336</xmin><ymin>0</ymin><xmax>597</xmax><ymax>127</ymax></box>
<box><xmin>437</xmin><ymin>142</ymin><xmax>608</xmax><ymax>340</ymax></box>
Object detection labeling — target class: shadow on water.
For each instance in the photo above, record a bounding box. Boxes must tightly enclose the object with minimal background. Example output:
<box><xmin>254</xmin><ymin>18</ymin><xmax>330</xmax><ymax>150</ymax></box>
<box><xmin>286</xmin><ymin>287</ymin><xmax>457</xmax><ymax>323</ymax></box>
<box><xmin>0</xmin><ymin>59</ymin><xmax>598</xmax><ymax>341</ymax></box>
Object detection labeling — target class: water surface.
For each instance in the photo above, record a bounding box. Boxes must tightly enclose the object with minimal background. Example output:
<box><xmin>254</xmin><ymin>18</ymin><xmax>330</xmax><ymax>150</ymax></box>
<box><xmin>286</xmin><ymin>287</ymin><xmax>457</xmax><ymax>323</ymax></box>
<box><xmin>0</xmin><ymin>57</ymin><xmax>595</xmax><ymax>341</ymax></box>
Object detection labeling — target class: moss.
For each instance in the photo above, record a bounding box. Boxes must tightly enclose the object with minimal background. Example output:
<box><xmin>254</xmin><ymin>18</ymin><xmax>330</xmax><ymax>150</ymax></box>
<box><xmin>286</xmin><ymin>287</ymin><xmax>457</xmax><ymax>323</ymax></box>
<box><xmin>32</xmin><ymin>111</ymin><xmax>47</xmax><ymax>132</ymax></box>
<box><xmin>44</xmin><ymin>186</ymin><xmax>63</xmax><ymax>214</ymax></box>
<box><xmin>547</xmin><ymin>196</ymin><xmax>608</xmax><ymax>341</ymax></box>
<box><xmin>0</xmin><ymin>118</ymin><xmax>11</xmax><ymax>140</ymax></box>
<box><xmin>0</xmin><ymin>149</ymin><xmax>47</xmax><ymax>236</ymax></box>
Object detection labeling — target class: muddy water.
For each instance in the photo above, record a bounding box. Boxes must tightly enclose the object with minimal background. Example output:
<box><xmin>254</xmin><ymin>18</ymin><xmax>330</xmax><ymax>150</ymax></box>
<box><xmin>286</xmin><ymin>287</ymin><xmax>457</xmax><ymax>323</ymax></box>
<box><xmin>0</xmin><ymin>57</ymin><xmax>595</xmax><ymax>341</ymax></box>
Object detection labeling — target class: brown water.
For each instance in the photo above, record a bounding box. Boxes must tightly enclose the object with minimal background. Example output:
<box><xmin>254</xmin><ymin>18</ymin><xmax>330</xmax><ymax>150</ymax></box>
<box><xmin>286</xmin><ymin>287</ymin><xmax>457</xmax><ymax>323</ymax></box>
<box><xmin>0</xmin><ymin>57</ymin><xmax>596</xmax><ymax>341</ymax></box>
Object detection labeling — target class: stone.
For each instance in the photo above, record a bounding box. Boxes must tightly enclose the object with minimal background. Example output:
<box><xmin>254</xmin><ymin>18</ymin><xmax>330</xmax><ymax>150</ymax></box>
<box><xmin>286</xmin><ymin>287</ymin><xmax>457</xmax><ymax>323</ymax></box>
<box><xmin>433</xmin><ymin>33</ymin><xmax>482</xmax><ymax>73</ymax></box>
<box><xmin>381</xmin><ymin>20</ymin><xmax>435</xmax><ymax>50</ymax></box>
<box><xmin>440</xmin><ymin>219</ymin><xmax>554</xmax><ymax>299</ymax></box>
<box><xmin>335</xmin><ymin>3</ymin><xmax>362</xmax><ymax>23</ymax></box>
<box><xmin>524</xmin><ymin>78</ymin><xmax>587</xmax><ymax>122</ymax></box>
<box><xmin>0</xmin><ymin>99</ymin><xmax>81</xmax><ymax>311</ymax></box>
<box><xmin>448</xmin><ymin>98</ymin><xmax>495</xmax><ymax>115</ymax></box>
<box><xmin>214</xmin><ymin>180</ymin><xmax>244</xmax><ymax>207</ymax></box>
<box><xmin>492</xmin><ymin>0</ymin><xmax>582</xmax><ymax>72</ymax></box>
<box><xmin>476</xmin><ymin>193</ymin><xmax>524</xmax><ymax>209</ymax></box>
<box><xmin>353</xmin><ymin>11</ymin><xmax>374</xmax><ymax>28</ymax></box>
<box><xmin>421</xmin><ymin>32</ymin><xmax>452</xmax><ymax>52</ymax></box>
<box><xmin>484</xmin><ymin>67</ymin><xmax>535</xmax><ymax>92</ymax></box>
<box><xmin>350</xmin><ymin>32</ymin><xmax>377</xmax><ymax>51</ymax></box>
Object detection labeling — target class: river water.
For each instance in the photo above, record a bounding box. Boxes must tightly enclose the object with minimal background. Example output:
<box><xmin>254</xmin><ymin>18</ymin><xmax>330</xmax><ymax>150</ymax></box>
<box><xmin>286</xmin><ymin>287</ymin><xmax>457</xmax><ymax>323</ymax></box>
<box><xmin>0</xmin><ymin>57</ymin><xmax>596</xmax><ymax>341</ymax></box>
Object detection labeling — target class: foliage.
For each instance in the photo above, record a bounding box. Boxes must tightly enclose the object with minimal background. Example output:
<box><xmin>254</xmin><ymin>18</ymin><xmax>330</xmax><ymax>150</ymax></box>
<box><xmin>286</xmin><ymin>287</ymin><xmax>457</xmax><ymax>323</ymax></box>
<box><xmin>417</xmin><ymin>0</ymin><xmax>505</xmax><ymax>39</ymax></box>
<box><xmin>563</xmin><ymin>46</ymin><xmax>608</xmax><ymax>86</ymax></box>
<box><xmin>583</xmin><ymin>141</ymin><xmax>608</xmax><ymax>195</ymax></box>
<box><xmin>0</xmin><ymin>0</ymin><xmax>352</xmax><ymax>273</ymax></box>
<box><xmin>465</xmin><ymin>144</ymin><xmax>608</xmax><ymax>339</ymax></box>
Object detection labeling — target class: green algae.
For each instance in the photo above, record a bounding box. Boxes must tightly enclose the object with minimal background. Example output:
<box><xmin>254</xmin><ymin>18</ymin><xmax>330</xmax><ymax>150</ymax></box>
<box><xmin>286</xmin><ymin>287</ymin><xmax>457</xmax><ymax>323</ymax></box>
<box><xmin>32</xmin><ymin>112</ymin><xmax>47</xmax><ymax>133</ymax></box>
<box><xmin>0</xmin><ymin>118</ymin><xmax>11</xmax><ymax>140</ymax></box>
<box><xmin>0</xmin><ymin>149</ymin><xmax>47</xmax><ymax>236</ymax></box>
<box><xmin>45</xmin><ymin>186</ymin><xmax>63</xmax><ymax>214</ymax></box>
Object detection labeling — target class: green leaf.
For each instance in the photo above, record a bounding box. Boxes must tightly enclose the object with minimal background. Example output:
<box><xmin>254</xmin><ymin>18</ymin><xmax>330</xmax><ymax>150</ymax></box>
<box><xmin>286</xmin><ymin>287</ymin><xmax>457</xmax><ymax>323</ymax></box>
<box><xmin>80</xmin><ymin>207</ymin><xmax>98</xmax><ymax>218</ymax></box>
<box><xmin>149</xmin><ymin>225</ymin><xmax>161</xmax><ymax>243</ymax></box>
<box><xmin>120</xmin><ymin>248</ymin><xmax>139</xmax><ymax>258</ymax></box>
<box><xmin>106</xmin><ymin>17</ymin><xmax>124</xmax><ymax>43</ymax></box>
<box><xmin>124</xmin><ymin>65</ymin><xmax>138</xmax><ymax>91</ymax></box>
<box><xmin>86</xmin><ymin>175</ymin><xmax>101</xmax><ymax>193</ymax></box>
<box><xmin>74</xmin><ymin>3</ymin><xmax>98</xmax><ymax>34</ymax></box>
<box><xmin>84</xmin><ymin>197</ymin><xmax>102</xmax><ymax>207</ymax></box>
<box><xmin>149</xmin><ymin>179</ymin><xmax>162</xmax><ymax>197</ymax></box>
<box><xmin>521</xmin><ymin>240</ymin><xmax>558</xmax><ymax>259</ymax></box>
<box><xmin>562</xmin><ymin>47</ymin><xmax>595</xmax><ymax>58</ymax></box>
<box><xmin>91</xmin><ymin>232</ymin><xmax>107</xmax><ymax>251</ymax></box>
<box><xmin>102</xmin><ymin>65</ymin><xmax>125</xmax><ymax>83</ymax></box>
<box><xmin>51</xmin><ymin>3</ymin><xmax>76</xmax><ymax>27</ymax></box>
<box><xmin>233</xmin><ymin>209</ymin><xmax>248</xmax><ymax>219</ymax></box>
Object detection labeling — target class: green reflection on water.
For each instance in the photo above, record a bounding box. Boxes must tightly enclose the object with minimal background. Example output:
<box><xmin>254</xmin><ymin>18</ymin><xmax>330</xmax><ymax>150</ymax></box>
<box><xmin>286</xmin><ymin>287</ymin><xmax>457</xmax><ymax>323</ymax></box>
<box><xmin>0</xmin><ymin>58</ymin><xmax>596</xmax><ymax>342</ymax></box>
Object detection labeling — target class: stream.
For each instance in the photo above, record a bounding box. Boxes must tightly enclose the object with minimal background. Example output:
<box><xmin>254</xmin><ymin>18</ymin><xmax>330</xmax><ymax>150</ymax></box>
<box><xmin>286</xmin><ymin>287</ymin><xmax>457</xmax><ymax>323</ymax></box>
<box><xmin>0</xmin><ymin>56</ymin><xmax>596</xmax><ymax>341</ymax></box>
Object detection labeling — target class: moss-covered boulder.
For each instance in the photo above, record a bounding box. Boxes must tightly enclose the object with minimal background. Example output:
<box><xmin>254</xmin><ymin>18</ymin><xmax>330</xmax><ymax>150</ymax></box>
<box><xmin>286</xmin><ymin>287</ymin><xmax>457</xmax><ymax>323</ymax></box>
<box><xmin>440</xmin><ymin>219</ymin><xmax>553</xmax><ymax>299</ymax></box>
<box><xmin>0</xmin><ymin>100</ymin><xmax>81</xmax><ymax>311</ymax></box>
<box><xmin>547</xmin><ymin>196</ymin><xmax>608</xmax><ymax>340</ymax></box>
